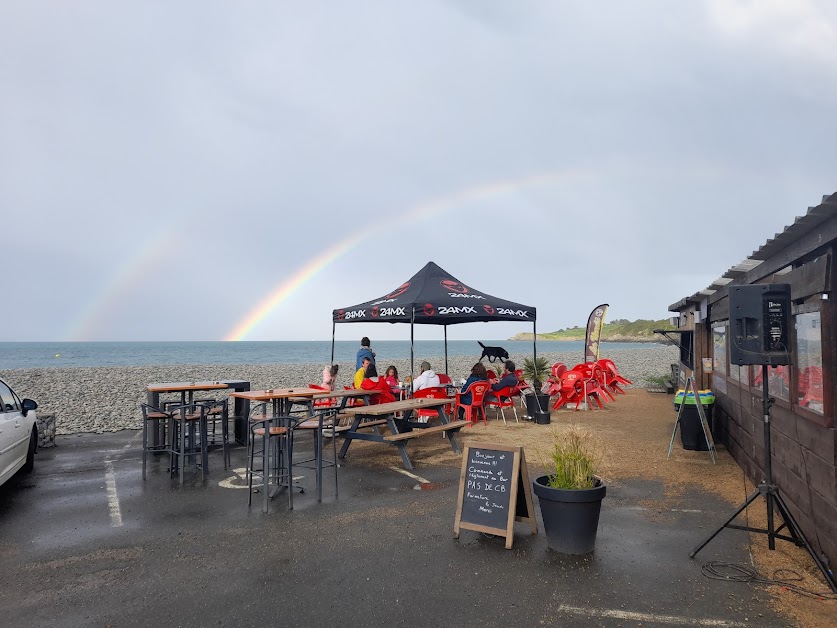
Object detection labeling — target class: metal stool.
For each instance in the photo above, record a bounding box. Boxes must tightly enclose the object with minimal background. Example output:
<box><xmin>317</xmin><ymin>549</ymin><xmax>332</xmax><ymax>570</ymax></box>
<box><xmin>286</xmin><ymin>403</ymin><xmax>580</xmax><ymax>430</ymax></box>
<box><xmin>140</xmin><ymin>403</ymin><xmax>176</xmax><ymax>480</ymax></box>
<box><xmin>246</xmin><ymin>405</ymin><xmax>302</xmax><ymax>512</ymax></box>
<box><xmin>294</xmin><ymin>408</ymin><xmax>339</xmax><ymax>502</ymax></box>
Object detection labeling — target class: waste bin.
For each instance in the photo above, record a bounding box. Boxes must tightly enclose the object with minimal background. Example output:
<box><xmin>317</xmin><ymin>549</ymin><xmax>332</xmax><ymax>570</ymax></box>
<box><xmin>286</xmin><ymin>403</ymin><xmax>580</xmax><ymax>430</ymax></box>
<box><xmin>674</xmin><ymin>390</ymin><xmax>715</xmax><ymax>451</ymax></box>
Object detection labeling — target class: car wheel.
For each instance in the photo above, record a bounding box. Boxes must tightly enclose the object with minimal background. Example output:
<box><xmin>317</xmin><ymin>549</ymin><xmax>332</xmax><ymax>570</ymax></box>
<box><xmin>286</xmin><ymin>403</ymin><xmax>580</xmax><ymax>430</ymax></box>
<box><xmin>22</xmin><ymin>426</ymin><xmax>37</xmax><ymax>473</ymax></box>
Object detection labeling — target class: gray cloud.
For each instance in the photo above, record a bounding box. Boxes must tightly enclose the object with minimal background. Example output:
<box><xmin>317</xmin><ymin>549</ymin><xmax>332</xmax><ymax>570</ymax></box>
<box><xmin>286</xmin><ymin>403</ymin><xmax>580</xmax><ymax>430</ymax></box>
<box><xmin>1</xmin><ymin>1</ymin><xmax>834</xmax><ymax>341</ymax></box>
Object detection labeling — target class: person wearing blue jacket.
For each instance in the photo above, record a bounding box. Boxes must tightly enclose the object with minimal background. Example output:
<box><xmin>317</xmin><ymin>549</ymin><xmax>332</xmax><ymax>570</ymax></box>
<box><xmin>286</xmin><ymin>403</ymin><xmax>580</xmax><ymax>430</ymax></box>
<box><xmin>487</xmin><ymin>360</ymin><xmax>518</xmax><ymax>402</ymax></box>
<box><xmin>355</xmin><ymin>337</ymin><xmax>376</xmax><ymax>370</ymax></box>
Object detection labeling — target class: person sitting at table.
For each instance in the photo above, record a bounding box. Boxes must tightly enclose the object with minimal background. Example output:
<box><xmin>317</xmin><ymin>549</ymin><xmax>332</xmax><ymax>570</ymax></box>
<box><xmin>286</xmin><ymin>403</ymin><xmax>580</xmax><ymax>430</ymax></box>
<box><xmin>322</xmin><ymin>364</ymin><xmax>339</xmax><ymax>392</ymax></box>
<box><xmin>485</xmin><ymin>360</ymin><xmax>518</xmax><ymax>403</ymax></box>
<box><xmin>355</xmin><ymin>337</ymin><xmax>376</xmax><ymax>370</ymax></box>
<box><xmin>360</xmin><ymin>364</ymin><xmax>397</xmax><ymax>404</ymax></box>
<box><xmin>457</xmin><ymin>362</ymin><xmax>489</xmax><ymax>419</ymax></box>
<box><xmin>384</xmin><ymin>365</ymin><xmax>399</xmax><ymax>388</ymax></box>
<box><xmin>354</xmin><ymin>356</ymin><xmax>371</xmax><ymax>389</ymax></box>
<box><xmin>412</xmin><ymin>360</ymin><xmax>441</xmax><ymax>392</ymax></box>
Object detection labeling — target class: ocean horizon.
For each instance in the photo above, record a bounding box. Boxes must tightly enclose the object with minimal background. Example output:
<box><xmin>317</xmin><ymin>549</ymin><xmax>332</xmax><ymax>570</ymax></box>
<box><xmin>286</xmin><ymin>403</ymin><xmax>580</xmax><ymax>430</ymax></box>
<box><xmin>0</xmin><ymin>340</ymin><xmax>663</xmax><ymax>369</ymax></box>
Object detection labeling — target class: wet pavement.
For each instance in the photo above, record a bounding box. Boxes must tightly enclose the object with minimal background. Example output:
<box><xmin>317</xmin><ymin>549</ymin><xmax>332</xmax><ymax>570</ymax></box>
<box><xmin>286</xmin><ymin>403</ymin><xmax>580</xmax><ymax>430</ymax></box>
<box><xmin>0</xmin><ymin>432</ymin><xmax>790</xmax><ymax>627</ymax></box>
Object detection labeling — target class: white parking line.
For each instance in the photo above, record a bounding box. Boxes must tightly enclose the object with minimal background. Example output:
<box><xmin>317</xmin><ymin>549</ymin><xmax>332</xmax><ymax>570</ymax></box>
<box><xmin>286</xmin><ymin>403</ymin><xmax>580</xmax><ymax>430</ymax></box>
<box><xmin>555</xmin><ymin>605</ymin><xmax>748</xmax><ymax>626</ymax></box>
<box><xmin>104</xmin><ymin>460</ymin><xmax>123</xmax><ymax>527</ymax></box>
<box><xmin>390</xmin><ymin>467</ymin><xmax>431</xmax><ymax>484</ymax></box>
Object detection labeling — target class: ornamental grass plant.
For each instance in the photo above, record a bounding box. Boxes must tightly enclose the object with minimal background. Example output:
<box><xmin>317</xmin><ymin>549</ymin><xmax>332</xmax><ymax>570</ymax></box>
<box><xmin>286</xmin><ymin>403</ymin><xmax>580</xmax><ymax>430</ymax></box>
<box><xmin>547</xmin><ymin>427</ymin><xmax>600</xmax><ymax>490</ymax></box>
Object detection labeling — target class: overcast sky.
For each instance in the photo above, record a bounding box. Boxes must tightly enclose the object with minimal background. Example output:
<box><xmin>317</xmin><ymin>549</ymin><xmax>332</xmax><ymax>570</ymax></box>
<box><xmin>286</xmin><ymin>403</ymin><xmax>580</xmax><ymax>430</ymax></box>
<box><xmin>2</xmin><ymin>1</ymin><xmax>835</xmax><ymax>342</ymax></box>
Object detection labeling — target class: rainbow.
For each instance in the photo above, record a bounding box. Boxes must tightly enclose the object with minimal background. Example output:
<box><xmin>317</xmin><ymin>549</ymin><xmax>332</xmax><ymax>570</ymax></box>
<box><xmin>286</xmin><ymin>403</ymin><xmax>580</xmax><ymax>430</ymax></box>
<box><xmin>66</xmin><ymin>227</ymin><xmax>181</xmax><ymax>341</ymax></box>
<box><xmin>225</xmin><ymin>168</ymin><xmax>588</xmax><ymax>341</ymax></box>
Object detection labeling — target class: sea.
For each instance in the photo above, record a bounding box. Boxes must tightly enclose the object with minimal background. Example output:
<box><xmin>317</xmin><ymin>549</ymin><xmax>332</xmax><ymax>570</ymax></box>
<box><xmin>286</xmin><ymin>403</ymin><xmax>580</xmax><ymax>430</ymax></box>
<box><xmin>0</xmin><ymin>340</ymin><xmax>660</xmax><ymax>369</ymax></box>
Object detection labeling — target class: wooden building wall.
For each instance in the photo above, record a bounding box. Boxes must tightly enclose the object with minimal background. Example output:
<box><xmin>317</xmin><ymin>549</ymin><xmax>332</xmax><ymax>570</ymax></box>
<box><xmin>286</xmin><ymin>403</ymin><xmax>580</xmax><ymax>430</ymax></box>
<box><xmin>675</xmin><ymin>225</ymin><xmax>836</xmax><ymax>569</ymax></box>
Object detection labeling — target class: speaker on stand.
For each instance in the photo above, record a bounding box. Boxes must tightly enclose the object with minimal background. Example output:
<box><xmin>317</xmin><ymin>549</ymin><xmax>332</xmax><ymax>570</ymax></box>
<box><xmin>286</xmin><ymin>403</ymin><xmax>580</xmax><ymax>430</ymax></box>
<box><xmin>690</xmin><ymin>283</ymin><xmax>836</xmax><ymax>592</ymax></box>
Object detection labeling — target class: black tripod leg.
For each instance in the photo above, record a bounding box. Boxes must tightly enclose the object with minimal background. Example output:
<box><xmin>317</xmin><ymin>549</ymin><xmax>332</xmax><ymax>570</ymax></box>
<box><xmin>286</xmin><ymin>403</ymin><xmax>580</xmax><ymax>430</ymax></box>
<box><xmin>772</xmin><ymin>492</ymin><xmax>837</xmax><ymax>593</ymax></box>
<box><xmin>690</xmin><ymin>488</ymin><xmax>762</xmax><ymax>558</ymax></box>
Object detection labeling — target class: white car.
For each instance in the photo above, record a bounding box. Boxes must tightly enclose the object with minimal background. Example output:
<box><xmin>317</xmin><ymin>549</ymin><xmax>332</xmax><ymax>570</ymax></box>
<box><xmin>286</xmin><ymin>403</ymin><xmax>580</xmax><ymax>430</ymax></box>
<box><xmin>0</xmin><ymin>377</ymin><xmax>38</xmax><ymax>487</ymax></box>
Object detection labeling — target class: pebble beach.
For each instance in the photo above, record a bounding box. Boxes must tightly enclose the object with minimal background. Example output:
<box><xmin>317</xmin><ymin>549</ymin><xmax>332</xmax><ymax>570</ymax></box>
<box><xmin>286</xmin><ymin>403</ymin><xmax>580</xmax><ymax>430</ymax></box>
<box><xmin>1</xmin><ymin>345</ymin><xmax>677</xmax><ymax>435</ymax></box>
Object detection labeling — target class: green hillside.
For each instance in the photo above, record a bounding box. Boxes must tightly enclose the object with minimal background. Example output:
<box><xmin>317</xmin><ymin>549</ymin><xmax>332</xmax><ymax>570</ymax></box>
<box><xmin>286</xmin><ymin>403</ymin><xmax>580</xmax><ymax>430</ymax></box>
<box><xmin>510</xmin><ymin>318</ymin><xmax>675</xmax><ymax>342</ymax></box>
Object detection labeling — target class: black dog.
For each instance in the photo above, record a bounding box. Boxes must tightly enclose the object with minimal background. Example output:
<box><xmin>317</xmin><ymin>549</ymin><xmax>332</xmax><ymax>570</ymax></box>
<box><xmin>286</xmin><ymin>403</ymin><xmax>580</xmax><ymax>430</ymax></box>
<box><xmin>478</xmin><ymin>341</ymin><xmax>509</xmax><ymax>363</ymax></box>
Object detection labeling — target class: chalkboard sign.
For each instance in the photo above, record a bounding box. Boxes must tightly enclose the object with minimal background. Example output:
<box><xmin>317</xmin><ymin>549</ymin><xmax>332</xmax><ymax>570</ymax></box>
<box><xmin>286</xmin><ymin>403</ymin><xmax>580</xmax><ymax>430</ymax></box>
<box><xmin>453</xmin><ymin>443</ymin><xmax>536</xmax><ymax>549</ymax></box>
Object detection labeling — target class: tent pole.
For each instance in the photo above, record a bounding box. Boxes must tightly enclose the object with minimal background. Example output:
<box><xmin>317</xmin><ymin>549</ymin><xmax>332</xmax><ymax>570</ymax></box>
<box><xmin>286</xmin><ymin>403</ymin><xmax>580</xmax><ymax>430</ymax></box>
<box><xmin>533</xmin><ymin>320</ymin><xmax>537</xmax><ymax>370</ymax></box>
<box><xmin>330</xmin><ymin>321</ymin><xmax>336</xmax><ymax>365</ymax></box>
<box><xmin>410</xmin><ymin>307</ymin><xmax>415</xmax><ymax>397</ymax></box>
<box><xmin>444</xmin><ymin>325</ymin><xmax>448</xmax><ymax>376</ymax></box>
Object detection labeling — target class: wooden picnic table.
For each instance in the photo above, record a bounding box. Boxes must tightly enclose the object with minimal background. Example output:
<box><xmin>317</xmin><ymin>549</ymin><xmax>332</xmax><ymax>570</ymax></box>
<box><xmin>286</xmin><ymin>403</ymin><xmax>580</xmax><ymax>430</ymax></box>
<box><xmin>338</xmin><ymin>397</ymin><xmax>468</xmax><ymax>470</ymax></box>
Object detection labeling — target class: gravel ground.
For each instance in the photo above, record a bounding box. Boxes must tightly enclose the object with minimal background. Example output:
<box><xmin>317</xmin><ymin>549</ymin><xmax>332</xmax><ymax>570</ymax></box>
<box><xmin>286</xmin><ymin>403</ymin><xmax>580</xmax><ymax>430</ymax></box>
<box><xmin>0</xmin><ymin>345</ymin><xmax>677</xmax><ymax>435</ymax></box>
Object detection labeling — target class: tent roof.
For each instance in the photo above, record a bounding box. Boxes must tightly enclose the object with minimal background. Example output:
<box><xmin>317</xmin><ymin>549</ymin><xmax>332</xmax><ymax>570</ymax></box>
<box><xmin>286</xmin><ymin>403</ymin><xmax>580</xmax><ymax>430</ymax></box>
<box><xmin>332</xmin><ymin>261</ymin><xmax>536</xmax><ymax>326</ymax></box>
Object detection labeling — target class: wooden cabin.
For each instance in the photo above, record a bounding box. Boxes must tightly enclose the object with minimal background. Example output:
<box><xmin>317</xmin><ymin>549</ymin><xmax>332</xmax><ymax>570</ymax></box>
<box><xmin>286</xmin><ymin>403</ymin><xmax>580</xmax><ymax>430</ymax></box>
<box><xmin>668</xmin><ymin>191</ymin><xmax>836</xmax><ymax>567</ymax></box>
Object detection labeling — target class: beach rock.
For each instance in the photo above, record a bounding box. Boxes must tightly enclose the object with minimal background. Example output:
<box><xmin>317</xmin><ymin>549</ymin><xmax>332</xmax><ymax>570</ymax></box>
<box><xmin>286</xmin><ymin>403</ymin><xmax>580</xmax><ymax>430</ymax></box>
<box><xmin>0</xmin><ymin>345</ymin><xmax>677</xmax><ymax>435</ymax></box>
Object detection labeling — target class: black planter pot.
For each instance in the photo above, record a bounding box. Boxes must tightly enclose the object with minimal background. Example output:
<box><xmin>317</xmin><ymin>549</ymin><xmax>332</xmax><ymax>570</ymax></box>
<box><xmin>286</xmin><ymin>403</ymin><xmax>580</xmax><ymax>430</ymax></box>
<box><xmin>533</xmin><ymin>475</ymin><xmax>606</xmax><ymax>554</ymax></box>
<box><xmin>525</xmin><ymin>394</ymin><xmax>550</xmax><ymax>418</ymax></box>
<box><xmin>533</xmin><ymin>411</ymin><xmax>551</xmax><ymax>425</ymax></box>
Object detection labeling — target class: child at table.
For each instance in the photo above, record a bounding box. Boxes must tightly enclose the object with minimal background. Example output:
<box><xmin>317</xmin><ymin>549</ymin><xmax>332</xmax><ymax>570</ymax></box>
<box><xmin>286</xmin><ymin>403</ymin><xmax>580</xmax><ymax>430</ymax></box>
<box><xmin>360</xmin><ymin>364</ymin><xmax>396</xmax><ymax>404</ymax></box>
<box><xmin>384</xmin><ymin>365</ymin><xmax>399</xmax><ymax>388</ymax></box>
<box><xmin>322</xmin><ymin>364</ymin><xmax>339</xmax><ymax>392</ymax></box>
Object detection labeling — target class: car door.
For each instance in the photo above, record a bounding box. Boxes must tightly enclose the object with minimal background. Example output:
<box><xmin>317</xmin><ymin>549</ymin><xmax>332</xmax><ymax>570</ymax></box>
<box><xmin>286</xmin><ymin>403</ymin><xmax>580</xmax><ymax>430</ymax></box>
<box><xmin>0</xmin><ymin>380</ymin><xmax>28</xmax><ymax>481</ymax></box>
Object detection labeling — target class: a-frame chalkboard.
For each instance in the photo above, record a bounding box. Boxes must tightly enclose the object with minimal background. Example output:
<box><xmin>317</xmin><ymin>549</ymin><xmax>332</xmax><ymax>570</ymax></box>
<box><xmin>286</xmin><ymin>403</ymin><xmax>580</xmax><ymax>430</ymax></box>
<box><xmin>453</xmin><ymin>443</ymin><xmax>537</xmax><ymax>549</ymax></box>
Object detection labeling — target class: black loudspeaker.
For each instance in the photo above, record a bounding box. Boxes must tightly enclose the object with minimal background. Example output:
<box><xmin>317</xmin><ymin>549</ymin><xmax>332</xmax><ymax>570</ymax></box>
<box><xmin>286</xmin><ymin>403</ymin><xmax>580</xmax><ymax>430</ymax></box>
<box><xmin>729</xmin><ymin>284</ymin><xmax>791</xmax><ymax>366</ymax></box>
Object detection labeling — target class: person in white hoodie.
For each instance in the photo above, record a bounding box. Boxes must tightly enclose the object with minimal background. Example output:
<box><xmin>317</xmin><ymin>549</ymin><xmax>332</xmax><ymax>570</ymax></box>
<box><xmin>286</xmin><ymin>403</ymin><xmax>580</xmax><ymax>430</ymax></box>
<box><xmin>412</xmin><ymin>360</ymin><xmax>441</xmax><ymax>392</ymax></box>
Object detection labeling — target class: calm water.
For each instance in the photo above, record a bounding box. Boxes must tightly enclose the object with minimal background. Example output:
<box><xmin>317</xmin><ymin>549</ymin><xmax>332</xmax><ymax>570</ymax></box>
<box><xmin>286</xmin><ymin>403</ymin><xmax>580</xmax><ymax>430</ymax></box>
<box><xmin>0</xmin><ymin>340</ymin><xmax>660</xmax><ymax>369</ymax></box>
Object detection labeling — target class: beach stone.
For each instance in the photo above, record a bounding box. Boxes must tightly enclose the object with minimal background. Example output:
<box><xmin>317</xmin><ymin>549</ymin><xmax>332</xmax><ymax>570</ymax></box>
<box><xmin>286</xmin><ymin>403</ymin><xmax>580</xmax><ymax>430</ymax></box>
<box><xmin>0</xmin><ymin>345</ymin><xmax>677</xmax><ymax>435</ymax></box>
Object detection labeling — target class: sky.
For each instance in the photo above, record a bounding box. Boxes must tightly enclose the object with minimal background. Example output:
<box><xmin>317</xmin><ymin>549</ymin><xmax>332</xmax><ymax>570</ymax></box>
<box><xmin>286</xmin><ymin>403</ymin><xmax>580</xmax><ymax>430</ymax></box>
<box><xmin>2</xmin><ymin>1</ymin><xmax>836</xmax><ymax>342</ymax></box>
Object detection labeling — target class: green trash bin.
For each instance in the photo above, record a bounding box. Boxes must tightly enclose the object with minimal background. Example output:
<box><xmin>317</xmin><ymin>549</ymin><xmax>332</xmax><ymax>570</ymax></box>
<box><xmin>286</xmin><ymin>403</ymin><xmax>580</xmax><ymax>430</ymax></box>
<box><xmin>674</xmin><ymin>390</ymin><xmax>715</xmax><ymax>451</ymax></box>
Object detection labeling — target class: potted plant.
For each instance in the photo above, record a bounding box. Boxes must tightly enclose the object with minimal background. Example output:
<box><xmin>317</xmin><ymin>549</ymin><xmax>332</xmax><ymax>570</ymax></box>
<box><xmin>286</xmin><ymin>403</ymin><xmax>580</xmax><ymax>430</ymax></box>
<box><xmin>522</xmin><ymin>356</ymin><xmax>551</xmax><ymax>424</ymax></box>
<box><xmin>533</xmin><ymin>427</ymin><xmax>606</xmax><ymax>554</ymax></box>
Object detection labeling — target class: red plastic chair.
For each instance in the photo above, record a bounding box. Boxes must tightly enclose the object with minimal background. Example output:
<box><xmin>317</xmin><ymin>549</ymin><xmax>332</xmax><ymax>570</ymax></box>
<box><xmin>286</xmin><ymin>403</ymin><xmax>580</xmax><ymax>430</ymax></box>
<box><xmin>307</xmin><ymin>384</ymin><xmax>337</xmax><ymax>409</ymax></box>
<box><xmin>597</xmin><ymin>358</ymin><xmax>632</xmax><ymax>394</ymax></box>
<box><xmin>454</xmin><ymin>381</ymin><xmax>491</xmax><ymax>427</ymax></box>
<box><xmin>551</xmin><ymin>370</ymin><xmax>604</xmax><ymax>411</ymax></box>
<box><xmin>438</xmin><ymin>373</ymin><xmax>452</xmax><ymax>385</ymax></box>
<box><xmin>798</xmin><ymin>366</ymin><xmax>823</xmax><ymax>408</ymax></box>
<box><xmin>413</xmin><ymin>386</ymin><xmax>451</xmax><ymax>422</ymax></box>
<box><xmin>486</xmin><ymin>386</ymin><xmax>519</xmax><ymax>424</ymax></box>
<box><xmin>511</xmin><ymin>370</ymin><xmax>532</xmax><ymax>408</ymax></box>
<box><xmin>551</xmin><ymin>362</ymin><xmax>567</xmax><ymax>379</ymax></box>
<box><xmin>486</xmin><ymin>369</ymin><xmax>499</xmax><ymax>383</ymax></box>
<box><xmin>572</xmin><ymin>363</ymin><xmax>614</xmax><ymax>402</ymax></box>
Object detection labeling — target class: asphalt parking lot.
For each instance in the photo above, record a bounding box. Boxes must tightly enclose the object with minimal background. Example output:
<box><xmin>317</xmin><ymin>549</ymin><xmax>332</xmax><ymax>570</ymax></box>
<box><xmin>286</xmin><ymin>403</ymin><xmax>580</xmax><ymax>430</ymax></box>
<box><xmin>0</xmin><ymin>432</ymin><xmax>789</xmax><ymax>627</ymax></box>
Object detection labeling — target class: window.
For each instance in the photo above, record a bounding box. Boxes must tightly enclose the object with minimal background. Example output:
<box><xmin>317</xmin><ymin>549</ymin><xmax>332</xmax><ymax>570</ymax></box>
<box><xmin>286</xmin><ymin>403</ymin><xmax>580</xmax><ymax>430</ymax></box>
<box><xmin>712</xmin><ymin>325</ymin><xmax>727</xmax><ymax>376</ymax></box>
<box><xmin>0</xmin><ymin>381</ymin><xmax>20</xmax><ymax>413</ymax></box>
<box><xmin>795</xmin><ymin>311</ymin><xmax>823</xmax><ymax>415</ymax></box>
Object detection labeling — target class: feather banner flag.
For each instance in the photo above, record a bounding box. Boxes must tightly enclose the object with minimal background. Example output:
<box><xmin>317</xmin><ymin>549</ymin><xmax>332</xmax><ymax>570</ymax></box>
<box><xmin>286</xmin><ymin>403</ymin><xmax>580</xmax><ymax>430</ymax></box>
<box><xmin>584</xmin><ymin>304</ymin><xmax>609</xmax><ymax>363</ymax></box>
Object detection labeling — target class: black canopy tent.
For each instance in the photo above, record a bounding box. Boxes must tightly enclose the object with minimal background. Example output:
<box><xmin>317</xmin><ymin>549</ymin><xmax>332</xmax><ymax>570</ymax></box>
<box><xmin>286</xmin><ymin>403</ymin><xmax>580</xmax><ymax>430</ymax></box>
<box><xmin>331</xmin><ymin>261</ymin><xmax>538</xmax><ymax>384</ymax></box>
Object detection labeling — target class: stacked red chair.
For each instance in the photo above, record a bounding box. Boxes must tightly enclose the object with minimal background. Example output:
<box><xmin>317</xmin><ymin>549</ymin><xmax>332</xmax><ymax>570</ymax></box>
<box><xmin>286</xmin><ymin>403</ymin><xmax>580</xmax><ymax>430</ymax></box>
<box><xmin>597</xmin><ymin>358</ymin><xmax>632</xmax><ymax>394</ymax></box>
<box><xmin>572</xmin><ymin>363</ymin><xmax>615</xmax><ymax>403</ymax></box>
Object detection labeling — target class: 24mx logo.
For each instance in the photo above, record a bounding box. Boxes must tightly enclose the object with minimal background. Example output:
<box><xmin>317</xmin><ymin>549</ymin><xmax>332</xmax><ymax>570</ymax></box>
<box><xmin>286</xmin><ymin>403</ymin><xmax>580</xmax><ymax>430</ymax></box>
<box><xmin>438</xmin><ymin>306</ymin><xmax>477</xmax><ymax>315</ymax></box>
<box><xmin>344</xmin><ymin>309</ymin><xmax>366</xmax><ymax>320</ymax></box>
<box><xmin>440</xmin><ymin>279</ymin><xmax>468</xmax><ymax>294</ymax></box>
<box><xmin>448</xmin><ymin>293</ymin><xmax>485</xmax><ymax>299</ymax></box>
<box><xmin>496</xmin><ymin>308</ymin><xmax>530</xmax><ymax>318</ymax></box>
<box><xmin>378</xmin><ymin>307</ymin><xmax>405</xmax><ymax>316</ymax></box>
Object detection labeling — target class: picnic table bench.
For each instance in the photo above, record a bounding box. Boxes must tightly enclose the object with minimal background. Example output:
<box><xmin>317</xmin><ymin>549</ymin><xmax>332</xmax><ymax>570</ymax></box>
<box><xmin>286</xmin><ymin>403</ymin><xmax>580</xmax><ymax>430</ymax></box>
<box><xmin>338</xmin><ymin>397</ymin><xmax>468</xmax><ymax>470</ymax></box>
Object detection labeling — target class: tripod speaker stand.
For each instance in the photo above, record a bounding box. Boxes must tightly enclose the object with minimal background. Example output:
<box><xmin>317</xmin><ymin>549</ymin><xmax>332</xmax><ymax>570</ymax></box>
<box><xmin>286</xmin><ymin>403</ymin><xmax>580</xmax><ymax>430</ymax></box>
<box><xmin>689</xmin><ymin>364</ymin><xmax>837</xmax><ymax>592</ymax></box>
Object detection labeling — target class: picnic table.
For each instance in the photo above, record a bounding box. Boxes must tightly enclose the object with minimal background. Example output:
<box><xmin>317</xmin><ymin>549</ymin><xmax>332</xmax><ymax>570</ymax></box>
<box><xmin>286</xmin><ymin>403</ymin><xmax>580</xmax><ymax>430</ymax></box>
<box><xmin>338</xmin><ymin>397</ymin><xmax>468</xmax><ymax>470</ymax></box>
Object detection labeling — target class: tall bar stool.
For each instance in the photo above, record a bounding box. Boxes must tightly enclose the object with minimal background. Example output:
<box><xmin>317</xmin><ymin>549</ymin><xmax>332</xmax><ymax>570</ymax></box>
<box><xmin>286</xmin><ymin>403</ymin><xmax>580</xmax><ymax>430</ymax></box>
<box><xmin>169</xmin><ymin>402</ymin><xmax>211</xmax><ymax>484</ymax></box>
<box><xmin>140</xmin><ymin>403</ymin><xmax>176</xmax><ymax>480</ymax></box>
<box><xmin>295</xmin><ymin>408</ymin><xmax>339</xmax><ymax>502</ymax></box>
<box><xmin>195</xmin><ymin>398</ymin><xmax>230</xmax><ymax>470</ymax></box>
<box><xmin>246</xmin><ymin>404</ymin><xmax>302</xmax><ymax>512</ymax></box>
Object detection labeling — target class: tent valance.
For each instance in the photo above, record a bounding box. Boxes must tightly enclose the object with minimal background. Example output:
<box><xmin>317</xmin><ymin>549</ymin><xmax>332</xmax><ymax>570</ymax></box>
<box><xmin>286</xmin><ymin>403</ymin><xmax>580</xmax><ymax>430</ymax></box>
<box><xmin>332</xmin><ymin>261</ymin><xmax>536</xmax><ymax>326</ymax></box>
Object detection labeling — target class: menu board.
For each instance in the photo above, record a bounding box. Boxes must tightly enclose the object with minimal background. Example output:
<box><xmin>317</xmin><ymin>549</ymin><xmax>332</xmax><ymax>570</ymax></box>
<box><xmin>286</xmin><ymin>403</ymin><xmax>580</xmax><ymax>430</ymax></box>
<box><xmin>454</xmin><ymin>443</ymin><xmax>537</xmax><ymax>549</ymax></box>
